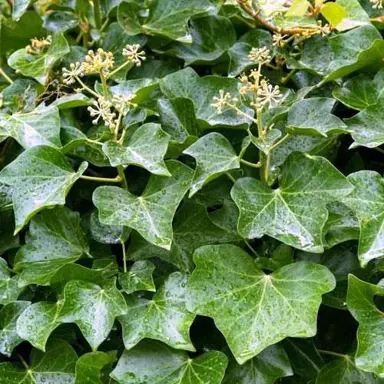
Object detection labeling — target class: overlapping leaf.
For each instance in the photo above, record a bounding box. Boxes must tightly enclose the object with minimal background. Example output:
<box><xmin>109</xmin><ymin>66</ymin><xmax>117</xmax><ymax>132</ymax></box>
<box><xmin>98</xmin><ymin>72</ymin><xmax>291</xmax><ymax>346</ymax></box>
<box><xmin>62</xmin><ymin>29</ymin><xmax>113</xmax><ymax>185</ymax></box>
<box><xmin>119</xmin><ymin>260</ymin><xmax>155</xmax><ymax>295</ymax></box>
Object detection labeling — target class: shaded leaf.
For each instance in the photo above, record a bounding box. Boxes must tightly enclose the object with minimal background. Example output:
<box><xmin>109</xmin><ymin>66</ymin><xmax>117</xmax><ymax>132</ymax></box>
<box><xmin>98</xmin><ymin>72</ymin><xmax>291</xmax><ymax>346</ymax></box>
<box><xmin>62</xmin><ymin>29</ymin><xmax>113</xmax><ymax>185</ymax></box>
<box><xmin>118</xmin><ymin>260</ymin><xmax>155</xmax><ymax>295</ymax></box>
<box><xmin>75</xmin><ymin>351</ymin><xmax>116</xmax><ymax>384</ymax></box>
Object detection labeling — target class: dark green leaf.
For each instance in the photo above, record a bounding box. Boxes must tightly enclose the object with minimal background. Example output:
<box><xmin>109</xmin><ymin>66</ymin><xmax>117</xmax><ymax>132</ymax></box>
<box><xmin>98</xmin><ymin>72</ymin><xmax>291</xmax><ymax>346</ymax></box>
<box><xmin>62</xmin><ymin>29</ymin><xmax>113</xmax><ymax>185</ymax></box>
<box><xmin>118</xmin><ymin>260</ymin><xmax>155</xmax><ymax>295</ymax></box>
<box><xmin>75</xmin><ymin>351</ymin><xmax>116</xmax><ymax>384</ymax></box>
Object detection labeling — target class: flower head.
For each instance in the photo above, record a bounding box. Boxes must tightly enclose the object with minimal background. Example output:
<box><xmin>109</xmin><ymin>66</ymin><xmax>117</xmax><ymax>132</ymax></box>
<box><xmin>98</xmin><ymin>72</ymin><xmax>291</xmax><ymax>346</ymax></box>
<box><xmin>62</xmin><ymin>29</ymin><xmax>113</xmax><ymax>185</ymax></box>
<box><xmin>25</xmin><ymin>35</ymin><xmax>52</xmax><ymax>55</ymax></box>
<box><xmin>255</xmin><ymin>80</ymin><xmax>282</xmax><ymax>108</ymax></box>
<box><xmin>211</xmin><ymin>90</ymin><xmax>238</xmax><ymax>114</ymax></box>
<box><xmin>248</xmin><ymin>47</ymin><xmax>271</xmax><ymax>64</ymax></box>
<box><xmin>112</xmin><ymin>93</ymin><xmax>137</xmax><ymax>115</ymax></box>
<box><xmin>122</xmin><ymin>44</ymin><xmax>146</xmax><ymax>67</ymax></box>
<box><xmin>61</xmin><ymin>62</ymin><xmax>85</xmax><ymax>85</ymax></box>
<box><xmin>370</xmin><ymin>0</ymin><xmax>383</xmax><ymax>9</ymax></box>
<box><xmin>87</xmin><ymin>97</ymin><xmax>116</xmax><ymax>127</ymax></box>
<box><xmin>83</xmin><ymin>49</ymin><xmax>114</xmax><ymax>75</ymax></box>
<box><xmin>273</xmin><ymin>33</ymin><xmax>289</xmax><ymax>47</ymax></box>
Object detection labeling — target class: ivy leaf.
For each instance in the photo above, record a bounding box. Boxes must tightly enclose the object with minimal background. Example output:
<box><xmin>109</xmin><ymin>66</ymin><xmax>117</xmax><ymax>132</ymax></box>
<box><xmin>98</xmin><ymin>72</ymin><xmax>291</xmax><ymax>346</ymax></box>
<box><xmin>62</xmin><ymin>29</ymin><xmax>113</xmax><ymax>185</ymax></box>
<box><xmin>0</xmin><ymin>301</ymin><xmax>30</xmax><ymax>357</ymax></box>
<box><xmin>75</xmin><ymin>351</ymin><xmax>116</xmax><ymax>384</ymax></box>
<box><xmin>14</xmin><ymin>207</ymin><xmax>89</xmax><ymax>287</ymax></box>
<box><xmin>0</xmin><ymin>339</ymin><xmax>77</xmax><ymax>384</ymax></box>
<box><xmin>158</xmin><ymin>98</ymin><xmax>199</xmax><ymax>144</ymax></box>
<box><xmin>117</xmin><ymin>0</ymin><xmax>216</xmax><ymax>43</ymax></box>
<box><xmin>59</xmin><ymin>278</ymin><xmax>127</xmax><ymax>350</ymax></box>
<box><xmin>223</xmin><ymin>343</ymin><xmax>293</xmax><ymax>384</ymax></box>
<box><xmin>345</xmin><ymin>95</ymin><xmax>384</xmax><ymax>149</ymax></box>
<box><xmin>343</xmin><ymin>171</ymin><xmax>384</xmax><ymax>266</ymax></box>
<box><xmin>0</xmin><ymin>146</ymin><xmax>87</xmax><ymax>233</ymax></box>
<box><xmin>0</xmin><ymin>106</ymin><xmax>61</xmax><ymax>149</ymax></box>
<box><xmin>315</xmin><ymin>355</ymin><xmax>381</xmax><ymax>383</ymax></box>
<box><xmin>160</xmin><ymin>67</ymin><xmax>253</xmax><ymax>128</ymax></box>
<box><xmin>50</xmin><ymin>94</ymin><xmax>93</xmax><ymax>110</ymax></box>
<box><xmin>110</xmin><ymin>340</ymin><xmax>228</xmax><ymax>384</ymax></box>
<box><xmin>231</xmin><ymin>153</ymin><xmax>353</xmax><ymax>253</ymax></box>
<box><xmin>102</xmin><ymin>123</ymin><xmax>171</xmax><ymax>176</ymax></box>
<box><xmin>8</xmin><ymin>33</ymin><xmax>70</xmax><ymax>84</ymax></box>
<box><xmin>166</xmin><ymin>15</ymin><xmax>236</xmax><ymax>65</ymax></box>
<box><xmin>0</xmin><ymin>211</ymin><xmax>19</xmax><ymax>256</ymax></box>
<box><xmin>332</xmin><ymin>70</ymin><xmax>384</xmax><ymax>110</ymax></box>
<box><xmin>0</xmin><ymin>259</ymin><xmax>23</xmax><ymax>305</ymax></box>
<box><xmin>12</xmin><ymin>0</ymin><xmax>31</xmax><ymax>21</ymax></box>
<box><xmin>287</xmin><ymin>98</ymin><xmax>347</xmax><ymax>137</ymax></box>
<box><xmin>93</xmin><ymin>160</ymin><xmax>193</xmax><ymax>250</ymax></box>
<box><xmin>119</xmin><ymin>272</ymin><xmax>195</xmax><ymax>351</ymax></box>
<box><xmin>184</xmin><ymin>132</ymin><xmax>240</xmax><ymax>197</ymax></box>
<box><xmin>16</xmin><ymin>301</ymin><xmax>62</xmax><ymax>351</ymax></box>
<box><xmin>118</xmin><ymin>260</ymin><xmax>155</xmax><ymax>295</ymax></box>
<box><xmin>347</xmin><ymin>275</ymin><xmax>384</xmax><ymax>377</ymax></box>
<box><xmin>186</xmin><ymin>244</ymin><xmax>336</xmax><ymax>364</ymax></box>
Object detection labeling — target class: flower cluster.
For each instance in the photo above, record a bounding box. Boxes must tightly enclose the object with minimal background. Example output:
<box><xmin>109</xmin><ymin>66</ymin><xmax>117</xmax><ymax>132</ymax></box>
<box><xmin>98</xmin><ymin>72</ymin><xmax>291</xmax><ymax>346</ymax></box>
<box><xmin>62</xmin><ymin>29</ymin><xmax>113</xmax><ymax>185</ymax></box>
<box><xmin>211</xmin><ymin>90</ymin><xmax>238</xmax><ymax>114</ymax></box>
<box><xmin>370</xmin><ymin>0</ymin><xmax>383</xmax><ymax>9</ymax></box>
<box><xmin>25</xmin><ymin>36</ymin><xmax>52</xmax><ymax>55</ymax></box>
<box><xmin>248</xmin><ymin>47</ymin><xmax>271</xmax><ymax>64</ymax></box>
<box><xmin>87</xmin><ymin>97</ymin><xmax>117</xmax><ymax>128</ymax></box>
<box><xmin>62</xmin><ymin>62</ymin><xmax>85</xmax><ymax>85</ymax></box>
<box><xmin>122</xmin><ymin>44</ymin><xmax>146</xmax><ymax>67</ymax></box>
<box><xmin>254</xmin><ymin>80</ymin><xmax>282</xmax><ymax>108</ymax></box>
<box><xmin>112</xmin><ymin>93</ymin><xmax>137</xmax><ymax>116</ymax></box>
<box><xmin>83</xmin><ymin>49</ymin><xmax>115</xmax><ymax>75</ymax></box>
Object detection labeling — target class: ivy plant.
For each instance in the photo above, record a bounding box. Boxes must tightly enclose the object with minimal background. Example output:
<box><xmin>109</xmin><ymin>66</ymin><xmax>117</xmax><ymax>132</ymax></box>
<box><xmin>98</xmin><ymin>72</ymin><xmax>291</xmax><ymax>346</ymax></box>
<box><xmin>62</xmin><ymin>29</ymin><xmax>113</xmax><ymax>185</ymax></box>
<box><xmin>1</xmin><ymin>0</ymin><xmax>384</xmax><ymax>383</ymax></box>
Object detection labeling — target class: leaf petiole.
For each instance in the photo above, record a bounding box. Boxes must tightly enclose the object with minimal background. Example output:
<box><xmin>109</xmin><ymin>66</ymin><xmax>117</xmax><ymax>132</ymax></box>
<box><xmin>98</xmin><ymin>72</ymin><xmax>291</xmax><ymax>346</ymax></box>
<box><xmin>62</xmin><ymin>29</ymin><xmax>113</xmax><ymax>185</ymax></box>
<box><xmin>80</xmin><ymin>175</ymin><xmax>122</xmax><ymax>183</ymax></box>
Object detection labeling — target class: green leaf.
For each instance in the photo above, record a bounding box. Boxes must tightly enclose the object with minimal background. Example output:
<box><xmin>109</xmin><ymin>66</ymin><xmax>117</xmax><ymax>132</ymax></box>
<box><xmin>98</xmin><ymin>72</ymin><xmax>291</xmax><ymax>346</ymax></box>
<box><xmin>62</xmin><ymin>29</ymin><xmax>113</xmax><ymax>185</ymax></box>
<box><xmin>0</xmin><ymin>106</ymin><xmax>61</xmax><ymax>149</ymax></box>
<box><xmin>59</xmin><ymin>278</ymin><xmax>127</xmax><ymax>350</ymax></box>
<box><xmin>119</xmin><ymin>272</ymin><xmax>195</xmax><ymax>351</ymax></box>
<box><xmin>347</xmin><ymin>275</ymin><xmax>384</xmax><ymax>378</ymax></box>
<box><xmin>0</xmin><ymin>301</ymin><xmax>30</xmax><ymax>357</ymax></box>
<box><xmin>0</xmin><ymin>339</ymin><xmax>77</xmax><ymax>384</ymax></box>
<box><xmin>287</xmin><ymin>98</ymin><xmax>347</xmax><ymax>137</ymax></box>
<box><xmin>93</xmin><ymin>160</ymin><xmax>193</xmax><ymax>250</ymax></box>
<box><xmin>343</xmin><ymin>171</ymin><xmax>384</xmax><ymax>266</ymax></box>
<box><xmin>223</xmin><ymin>343</ymin><xmax>293</xmax><ymax>384</ymax></box>
<box><xmin>16</xmin><ymin>301</ymin><xmax>62</xmax><ymax>351</ymax></box>
<box><xmin>0</xmin><ymin>258</ymin><xmax>23</xmax><ymax>305</ymax></box>
<box><xmin>118</xmin><ymin>260</ymin><xmax>155</xmax><ymax>295</ymax></box>
<box><xmin>160</xmin><ymin>67</ymin><xmax>253</xmax><ymax>128</ymax></box>
<box><xmin>315</xmin><ymin>355</ymin><xmax>382</xmax><ymax>383</ymax></box>
<box><xmin>297</xmin><ymin>25</ymin><xmax>384</xmax><ymax>83</ymax></box>
<box><xmin>75</xmin><ymin>351</ymin><xmax>116</xmax><ymax>384</ymax></box>
<box><xmin>186</xmin><ymin>244</ymin><xmax>336</xmax><ymax>364</ymax></box>
<box><xmin>333</xmin><ymin>70</ymin><xmax>384</xmax><ymax>111</ymax></box>
<box><xmin>102</xmin><ymin>123</ymin><xmax>171</xmax><ymax>176</ymax></box>
<box><xmin>345</xmin><ymin>94</ymin><xmax>384</xmax><ymax>148</ymax></box>
<box><xmin>117</xmin><ymin>0</ymin><xmax>217</xmax><ymax>43</ymax></box>
<box><xmin>0</xmin><ymin>145</ymin><xmax>87</xmax><ymax>233</ymax></box>
<box><xmin>231</xmin><ymin>152</ymin><xmax>353</xmax><ymax>253</ymax></box>
<box><xmin>158</xmin><ymin>98</ymin><xmax>199</xmax><ymax>143</ymax></box>
<box><xmin>8</xmin><ymin>33</ymin><xmax>70</xmax><ymax>84</ymax></box>
<box><xmin>166</xmin><ymin>15</ymin><xmax>236</xmax><ymax>65</ymax></box>
<box><xmin>14</xmin><ymin>207</ymin><xmax>89</xmax><ymax>286</ymax></box>
<box><xmin>12</xmin><ymin>0</ymin><xmax>32</xmax><ymax>21</ymax></box>
<box><xmin>184</xmin><ymin>132</ymin><xmax>240</xmax><ymax>196</ymax></box>
<box><xmin>0</xmin><ymin>211</ymin><xmax>19</xmax><ymax>256</ymax></box>
<box><xmin>50</xmin><ymin>94</ymin><xmax>93</xmax><ymax>110</ymax></box>
<box><xmin>110</xmin><ymin>340</ymin><xmax>228</xmax><ymax>384</ymax></box>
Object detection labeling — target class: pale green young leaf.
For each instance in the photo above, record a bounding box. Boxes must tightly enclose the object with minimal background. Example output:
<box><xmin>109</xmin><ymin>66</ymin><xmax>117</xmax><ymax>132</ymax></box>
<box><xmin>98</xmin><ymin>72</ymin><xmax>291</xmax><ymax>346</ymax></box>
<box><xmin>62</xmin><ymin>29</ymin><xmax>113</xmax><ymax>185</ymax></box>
<box><xmin>184</xmin><ymin>132</ymin><xmax>240</xmax><ymax>197</ymax></box>
<box><xmin>160</xmin><ymin>67</ymin><xmax>253</xmax><ymax>128</ymax></box>
<box><xmin>0</xmin><ymin>301</ymin><xmax>30</xmax><ymax>357</ymax></box>
<box><xmin>223</xmin><ymin>343</ymin><xmax>293</xmax><ymax>384</ymax></box>
<box><xmin>287</xmin><ymin>98</ymin><xmax>347</xmax><ymax>137</ymax></box>
<box><xmin>14</xmin><ymin>207</ymin><xmax>89</xmax><ymax>287</ymax></box>
<box><xmin>0</xmin><ymin>106</ymin><xmax>61</xmax><ymax>149</ymax></box>
<box><xmin>8</xmin><ymin>33</ymin><xmax>70</xmax><ymax>84</ymax></box>
<box><xmin>187</xmin><ymin>244</ymin><xmax>336</xmax><ymax>364</ymax></box>
<box><xmin>75</xmin><ymin>351</ymin><xmax>116</xmax><ymax>384</ymax></box>
<box><xmin>343</xmin><ymin>171</ymin><xmax>384</xmax><ymax>266</ymax></box>
<box><xmin>346</xmin><ymin>275</ymin><xmax>384</xmax><ymax>378</ymax></box>
<box><xmin>0</xmin><ymin>339</ymin><xmax>77</xmax><ymax>384</ymax></box>
<box><xmin>231</xmin><ymin>153</ymin><xmax>353</xmax><ymax>253</ymax></box>
<box><xmin>59</xmin><ymin>278</ymin><xmax>127</xmax><ymax>350</ymax></box>
<box><xmin>93</xmin><ymin>160</ymin><xmax>193</xmax><ymax>250</ymax></box>
<box><xmin>16</xmin><ymin>301</ymin><xmax>62</xmax><ymax>351</ymax></box>
<box><xmin>102</xmin><ymin>123</ymin><xmax>171</xmax><ymax>176</ymax></box>
<box><xmin>117</xmin><ymin>0</ymin><xmax>217</xmax><ymax>43</ymax></box>
<box><xmin>0</xmin><ymin>146</ymin><xmax>87</xmax><ymax>233</ymax></box>
<box><xmin>118</xmin><ymin>260</ymin><xmax>155</xmax><ymax>295</ymax></box>
<box><xmin>110</xmin><ymin>340</ymin><xmax>228</xmax><ymax>384</ymax></box>
<box><xmin>119</xmin><ymin>272</ymin><xmax>195</xmax><ymax>351</ymax></box>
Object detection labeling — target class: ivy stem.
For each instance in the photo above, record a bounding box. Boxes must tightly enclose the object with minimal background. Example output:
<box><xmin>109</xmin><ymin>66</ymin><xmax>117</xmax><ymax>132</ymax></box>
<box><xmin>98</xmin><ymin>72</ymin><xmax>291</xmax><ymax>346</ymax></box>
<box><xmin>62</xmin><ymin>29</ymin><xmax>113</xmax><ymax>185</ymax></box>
<box><xmin>269</xmin><ymin>133</ymin><xmax>291</xmax><ymax>152</ymax></box>
<box><xmin>263</xmin><ymin>152</ymin><xmax>271</xmax><ymax>183</ymax></box>
<box><xmin>107</xmin><ymin>61</ymin><xmax>131</xmax><ymax>79</ymax></box>
<box><xmin>240</xmin><ymin>159</ymin><xmax>262</xmax><ymax>169</ymax></box>
<box><xmin>0</xmin><ymin>67</ymin><xmax>13</xmax><ymax>84</ymax></box>
<box><xmin>80</xmin><ymin>175</ymin><xmax>122</xmax><ymax>183</ymax></box>
<box><xmin>121</xmin><ymin>240</ymin><xmax>127</xmax><ymax>273</ymax></box>
<box><xmin>281</xmin><ymin>70</ymin><xmax>297</xmax><ymax>85</ymax></box>
<box><xmin>100</xmin><ymin>17</ymin><xmax>110</xmax><ymax>33</ymax></box>
<box><xmin>100</xmin><ymin>71</ymin><xmax>109</xmax><ymax>97</ymax></box>
<box><xmin>117</xmin><ymin>166</ymin><xmax>128</xmax><ymax>190</ymax></box>
<box><xmin>318</xmin><ymin>350</ymin><xmax>348</xmax><ymax>359</ymax></box>
<box><xmin>92</xmin><ymin>0</ymin><xmax>102</xmax><ymax>30</ymax></box>
<box><xmin>374</xmin><ymin>147</ymin><xmax>384</xmax><ymax>155</ymax></box>
<box><xmin>114</xmin><ymin>111</ymin><xmax>123</xmax><ymax>141</ymax></box>
<box><xmin>75</xmin><ymin>76</ymin><xmax>100</xmax><ymax>98</ymax></box>
<box><xmin>244</xmin><ymin>240</ymin><xmax>261</xmax><ymax>258</ymax></box>
<box><xmin>225</xmin><ymin>172</ymin><xmax>236</xmax><ymax>183</ymax></box>
<box><xmin>226</xmin><ymin>102</ymin><xmax>258</xmax><ymax>124</ymax></box>
<box><xmin>18</xmin><ymin>354</ymin><xmax>29</xmax><ymax>370</ymax></box>
<box><xmin>86</xmin><ymin>138</ymin><xmax>103</xmax><ymax>146</ymax></box>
